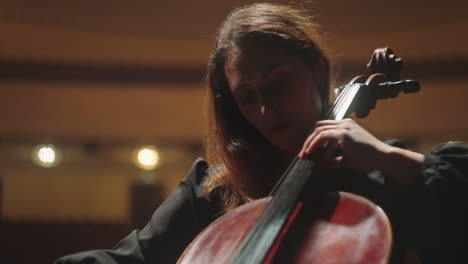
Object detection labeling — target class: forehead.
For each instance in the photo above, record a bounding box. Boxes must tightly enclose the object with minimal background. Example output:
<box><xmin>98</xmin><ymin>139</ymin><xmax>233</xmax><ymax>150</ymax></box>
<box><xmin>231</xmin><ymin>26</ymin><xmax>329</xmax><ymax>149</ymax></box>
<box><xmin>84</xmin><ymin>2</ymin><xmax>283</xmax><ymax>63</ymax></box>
<box><xmin>224</xmin><ymin>40</ymin><xmax>299</xmax><ymax>89</ymax></box>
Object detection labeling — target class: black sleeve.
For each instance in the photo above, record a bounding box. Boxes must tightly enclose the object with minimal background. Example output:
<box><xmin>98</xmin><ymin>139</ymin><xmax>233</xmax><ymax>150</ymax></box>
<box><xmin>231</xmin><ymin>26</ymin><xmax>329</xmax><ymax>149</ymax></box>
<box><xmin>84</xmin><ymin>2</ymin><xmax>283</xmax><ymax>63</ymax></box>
<box><xmin>418</xmin><ymin>142</ymin><xmax>468</xmax><ymax>263</ymax></box>
<box><xmin>55</xmin><ymin>158</ymin><xmax>217</xmax><ymax>264</ymax></box>
<box><xmin>362</xmin><ymin>141</ymin><xmax>468</xmax><ymax>264</ymax></box>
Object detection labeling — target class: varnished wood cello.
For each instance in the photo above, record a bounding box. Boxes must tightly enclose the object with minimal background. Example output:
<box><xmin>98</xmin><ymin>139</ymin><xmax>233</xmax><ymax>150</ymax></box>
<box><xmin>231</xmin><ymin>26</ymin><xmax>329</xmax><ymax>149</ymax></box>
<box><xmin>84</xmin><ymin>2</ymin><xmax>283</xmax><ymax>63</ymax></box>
<box><xmin>178</xmin><ymin>48</ymin><xmax>420</xmax><ymax>263</ymax></box>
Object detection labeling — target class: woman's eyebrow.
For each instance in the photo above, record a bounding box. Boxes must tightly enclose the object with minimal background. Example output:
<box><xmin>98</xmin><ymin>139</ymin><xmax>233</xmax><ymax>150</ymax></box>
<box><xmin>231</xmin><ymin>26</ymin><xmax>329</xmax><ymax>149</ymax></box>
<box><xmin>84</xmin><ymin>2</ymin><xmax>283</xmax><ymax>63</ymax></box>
<box><xmin>232</xmin><ymin>63</ymin><xmax>289</xmax><ymax>92</ymax></box>
<box><xmin>262</xmin><ymin>63</ymin><xmax>289</xmax><ymax>80</ymax></box>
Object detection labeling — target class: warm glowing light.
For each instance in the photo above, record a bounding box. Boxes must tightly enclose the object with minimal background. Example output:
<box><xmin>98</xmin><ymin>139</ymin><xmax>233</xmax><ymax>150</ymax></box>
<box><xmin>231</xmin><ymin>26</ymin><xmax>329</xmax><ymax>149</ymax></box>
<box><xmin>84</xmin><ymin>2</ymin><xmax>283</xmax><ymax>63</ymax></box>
<box><xmin>38</xmin><ymin>146</ymin><xmax>56</xmax><ymax>163</ymax></box>
<box><xmin>32</xmin><ymin>144</ymin><xmax>59</xmax><ymax>168</ymax></box>
<box><xmin>134</xmin><ymin>146</ymin><xmax>159</xmax><ymax>170</ymax></box>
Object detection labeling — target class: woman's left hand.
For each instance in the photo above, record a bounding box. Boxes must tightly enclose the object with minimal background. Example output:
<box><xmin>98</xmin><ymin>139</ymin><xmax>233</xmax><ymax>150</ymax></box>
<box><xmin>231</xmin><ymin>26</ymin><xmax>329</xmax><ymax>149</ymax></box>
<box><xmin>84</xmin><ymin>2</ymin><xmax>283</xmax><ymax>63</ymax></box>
<box><xmin>299</xmin><ymin>118</ymin><xmax>424</xmax><ymax>184</ymax></box>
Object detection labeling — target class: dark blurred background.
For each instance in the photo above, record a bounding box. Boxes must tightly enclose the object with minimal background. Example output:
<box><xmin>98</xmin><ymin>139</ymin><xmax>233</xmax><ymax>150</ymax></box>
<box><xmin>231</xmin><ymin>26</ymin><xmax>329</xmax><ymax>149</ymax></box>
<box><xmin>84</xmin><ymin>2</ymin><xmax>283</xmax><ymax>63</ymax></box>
<box><xmin>1</xmin><ymin>0</ymin><xmax>467</xmax><ymax>263</ymax></box>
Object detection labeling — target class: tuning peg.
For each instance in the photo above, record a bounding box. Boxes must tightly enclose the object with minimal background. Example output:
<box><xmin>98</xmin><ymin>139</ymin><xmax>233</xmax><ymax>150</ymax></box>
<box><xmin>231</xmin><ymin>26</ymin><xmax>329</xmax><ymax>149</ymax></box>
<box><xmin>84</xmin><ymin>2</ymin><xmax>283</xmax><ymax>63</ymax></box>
<box><xmin>378</xmin><ymin>80</ymin><xmax>420</xmax><ymax>98</ymax></box>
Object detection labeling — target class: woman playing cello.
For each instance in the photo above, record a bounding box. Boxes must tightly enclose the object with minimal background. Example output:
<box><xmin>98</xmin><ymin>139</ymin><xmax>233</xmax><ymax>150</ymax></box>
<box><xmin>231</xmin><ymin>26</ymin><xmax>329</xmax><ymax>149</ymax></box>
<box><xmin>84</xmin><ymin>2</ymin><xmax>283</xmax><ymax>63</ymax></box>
<box><xmin>57</xmin><ymin>3</ymin><xmax>468</xmax><ymax>263</ymax></box>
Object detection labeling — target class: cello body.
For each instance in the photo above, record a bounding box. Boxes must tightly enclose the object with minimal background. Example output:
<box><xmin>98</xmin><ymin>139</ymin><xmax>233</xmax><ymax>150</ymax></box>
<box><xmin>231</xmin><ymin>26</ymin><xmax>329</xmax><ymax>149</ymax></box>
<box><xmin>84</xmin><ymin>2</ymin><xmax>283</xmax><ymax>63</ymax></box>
<box><xmin>179</xmin><ymin>191</ymin><xmax>392</xmax><ymax>264</ymax></box>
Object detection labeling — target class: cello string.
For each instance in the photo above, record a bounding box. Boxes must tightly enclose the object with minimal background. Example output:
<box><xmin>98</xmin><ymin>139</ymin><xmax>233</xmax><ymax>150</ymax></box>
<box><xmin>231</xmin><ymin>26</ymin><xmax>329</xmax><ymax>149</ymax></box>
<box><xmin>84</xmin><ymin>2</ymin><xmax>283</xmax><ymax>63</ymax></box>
<box><xmin>326</xmin><ymin>83</ymin><xmax>354</xmax><ymax>120</ymax></box>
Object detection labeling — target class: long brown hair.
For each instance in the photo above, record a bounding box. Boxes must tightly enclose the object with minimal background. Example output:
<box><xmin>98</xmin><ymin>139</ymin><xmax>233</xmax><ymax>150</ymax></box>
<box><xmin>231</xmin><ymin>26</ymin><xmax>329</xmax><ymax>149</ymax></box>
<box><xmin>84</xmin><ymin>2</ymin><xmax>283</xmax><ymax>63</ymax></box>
<box><xmin>203</xmin><ymin>3</ymin><xmax>332</xmax><ymax>213</ymax></box>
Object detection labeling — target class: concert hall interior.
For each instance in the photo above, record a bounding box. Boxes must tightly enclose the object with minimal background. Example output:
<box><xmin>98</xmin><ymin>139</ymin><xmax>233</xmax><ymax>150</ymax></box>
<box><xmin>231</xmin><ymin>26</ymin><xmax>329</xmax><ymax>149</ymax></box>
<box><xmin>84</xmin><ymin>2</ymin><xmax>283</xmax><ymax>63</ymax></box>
<box><xmin>1</xmin><ymin>0</ymin><xmax>467</xmax><ymax>263</ymax></box>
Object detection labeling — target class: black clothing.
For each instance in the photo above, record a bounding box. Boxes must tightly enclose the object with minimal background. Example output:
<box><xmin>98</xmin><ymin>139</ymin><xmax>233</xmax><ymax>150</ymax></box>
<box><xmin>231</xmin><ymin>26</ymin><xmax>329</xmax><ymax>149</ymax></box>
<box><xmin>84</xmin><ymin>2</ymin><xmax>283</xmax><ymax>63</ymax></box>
<box><xmin>56</xmin><ymin>142</ymin><xmax>468</xmax><ymax>264</ymax></box>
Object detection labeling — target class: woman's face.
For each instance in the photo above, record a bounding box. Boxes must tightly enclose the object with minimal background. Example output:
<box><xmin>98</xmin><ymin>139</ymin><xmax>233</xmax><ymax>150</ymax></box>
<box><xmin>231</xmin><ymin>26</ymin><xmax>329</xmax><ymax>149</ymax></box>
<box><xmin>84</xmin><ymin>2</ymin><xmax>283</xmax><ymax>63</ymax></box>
<box><xmin>225</xmin><ymin>40</ymin><xmax>323</xmax><ymax>155</ymax></box>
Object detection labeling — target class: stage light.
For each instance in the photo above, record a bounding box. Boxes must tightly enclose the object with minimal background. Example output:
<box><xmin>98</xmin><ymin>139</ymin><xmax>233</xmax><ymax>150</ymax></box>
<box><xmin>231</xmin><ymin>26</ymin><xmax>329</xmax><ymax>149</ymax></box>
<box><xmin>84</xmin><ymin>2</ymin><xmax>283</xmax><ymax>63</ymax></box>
<box><xmin>133</xmin><ymin>145</ymin><xmax>159</xmax><ymax>170</ymax></box>
<box><xmin>32</xmin><ymin>144</ymin><xmax>59</xmax><ymax>168</ymax></box>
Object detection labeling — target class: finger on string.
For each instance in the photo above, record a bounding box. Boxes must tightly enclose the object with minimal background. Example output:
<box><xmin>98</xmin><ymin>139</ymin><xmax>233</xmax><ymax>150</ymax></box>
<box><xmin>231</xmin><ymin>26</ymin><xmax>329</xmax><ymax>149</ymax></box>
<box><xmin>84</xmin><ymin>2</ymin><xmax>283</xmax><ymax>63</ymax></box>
<box><xmin>306</xmin><ymin>124</ymin><xmax>339</xmax><ymax>144</ymax></box>
<box><xmin>301</xmin><ymin>125</ymin><xmax>339</xmax><ymax>158</ymax></box>
<box><xmin>301</xmin><ymin>130</ymin><xmax>333</xmax><ymax>158</ymax></box>
<box><xmin>315</xmin><ymin>118</ymin><xmax>353</xmax><ymax>126</ymax></box>
<box><xmin>312</xmin><ymin>120</ymin><xmax>342</xmax><ymax>130</ymax></box>
<box><xmin>304</xmin><ymin>130</ymin><xmax>342</xmax><ymax>157</ymax></box>
<box><xmin>311</xmin><ymin>118</ymin><xmax>354</xmax><ymax>135</ymax></box>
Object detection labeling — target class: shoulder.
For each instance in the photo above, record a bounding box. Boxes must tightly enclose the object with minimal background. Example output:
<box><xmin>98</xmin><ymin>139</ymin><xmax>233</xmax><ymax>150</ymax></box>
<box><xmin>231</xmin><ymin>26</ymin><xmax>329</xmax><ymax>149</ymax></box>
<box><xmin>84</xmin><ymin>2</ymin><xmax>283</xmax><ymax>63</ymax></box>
<box><xmin>426</xmin><ymin>141</ymin><xmax>468</xmax><ymax>166</ymax></box>
<box><xmin>179</xmin><ymin>158</ymin><xmax>225</xmax><ymax>214</ymax></box>
<box><xmin>183</xmin><ymin>158</ymin><xmax>209</xmax><ymax>188</ymax></box>
<box><xmin>423</xmin><ymin>142</ymin><xmax>468</xmax><ymax>181</ymax></box>
<box><xmin>429</xmin><ymin>141</ymin><xmax>468</xmax><ymax>157</ymax></box>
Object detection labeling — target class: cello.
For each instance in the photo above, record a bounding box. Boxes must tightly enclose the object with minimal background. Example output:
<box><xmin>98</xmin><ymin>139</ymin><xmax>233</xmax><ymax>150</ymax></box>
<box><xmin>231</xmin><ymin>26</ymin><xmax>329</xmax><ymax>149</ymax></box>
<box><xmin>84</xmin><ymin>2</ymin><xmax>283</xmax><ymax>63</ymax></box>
<box><xmin>178</xmin><ymin>47</ymin><xmax>420</xmax><ymax>263</ymax></box>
